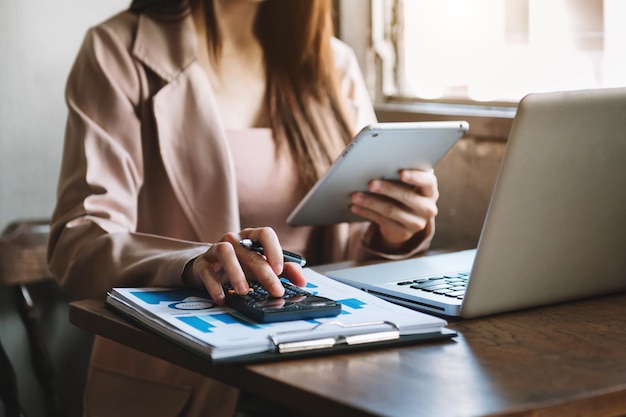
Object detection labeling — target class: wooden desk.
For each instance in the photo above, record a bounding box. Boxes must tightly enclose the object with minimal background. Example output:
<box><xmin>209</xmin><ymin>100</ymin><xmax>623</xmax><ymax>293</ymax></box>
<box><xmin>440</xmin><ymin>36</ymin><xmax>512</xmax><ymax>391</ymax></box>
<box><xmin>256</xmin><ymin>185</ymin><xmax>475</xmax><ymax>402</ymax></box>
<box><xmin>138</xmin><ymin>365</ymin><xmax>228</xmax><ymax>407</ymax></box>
<box><xmin>69</xmin><ymin>293</ymin><xmax>626</xmax><ymax>417</ymax></box>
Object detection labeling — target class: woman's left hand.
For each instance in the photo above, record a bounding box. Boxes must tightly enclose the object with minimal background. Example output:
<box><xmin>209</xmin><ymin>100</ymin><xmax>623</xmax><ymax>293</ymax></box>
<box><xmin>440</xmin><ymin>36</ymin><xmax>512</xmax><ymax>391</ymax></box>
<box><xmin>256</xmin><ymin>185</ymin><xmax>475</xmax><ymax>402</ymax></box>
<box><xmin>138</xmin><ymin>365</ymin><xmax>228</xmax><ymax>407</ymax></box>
<box><xmin>350</xmin><ymin>169</ymin><xmax>439</xmax><ymax>252</ymax></box>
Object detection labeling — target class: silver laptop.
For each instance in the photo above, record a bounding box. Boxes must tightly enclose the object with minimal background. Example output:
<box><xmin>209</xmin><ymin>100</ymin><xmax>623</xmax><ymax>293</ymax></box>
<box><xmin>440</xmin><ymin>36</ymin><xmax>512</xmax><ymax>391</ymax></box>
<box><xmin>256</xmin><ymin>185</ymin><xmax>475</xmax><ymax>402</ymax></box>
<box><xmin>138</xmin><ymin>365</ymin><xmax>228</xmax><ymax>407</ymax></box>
<box><xmin>326</xmin><ymin>87</ymin><xmax>626</xmax><ymax>318</ymax></box>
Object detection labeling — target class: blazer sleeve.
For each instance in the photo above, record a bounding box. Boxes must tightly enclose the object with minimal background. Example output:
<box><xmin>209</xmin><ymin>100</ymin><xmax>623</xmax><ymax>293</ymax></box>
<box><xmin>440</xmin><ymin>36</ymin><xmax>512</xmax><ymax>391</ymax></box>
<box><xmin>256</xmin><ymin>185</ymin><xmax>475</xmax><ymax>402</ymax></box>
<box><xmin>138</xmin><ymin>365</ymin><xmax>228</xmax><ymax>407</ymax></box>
<box><xmin>47</xmin><ymin>23</ymin><xmax>208</xmax><ymax>300</ymax></box>
<box><xmin>331</xmin><ymin>39</ymin><xmax>435</xmax><ymax>261</ymax></box>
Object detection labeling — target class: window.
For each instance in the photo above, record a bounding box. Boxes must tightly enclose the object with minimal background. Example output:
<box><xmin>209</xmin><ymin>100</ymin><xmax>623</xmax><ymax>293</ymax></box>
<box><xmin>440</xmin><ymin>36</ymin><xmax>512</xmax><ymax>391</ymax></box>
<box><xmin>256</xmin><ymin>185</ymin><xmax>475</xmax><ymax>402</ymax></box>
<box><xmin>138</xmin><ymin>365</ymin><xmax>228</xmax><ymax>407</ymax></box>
<box><xmin>373</xmin><ymin>0</ymin><xmax>626</xmax><ymax>104</ymax></box>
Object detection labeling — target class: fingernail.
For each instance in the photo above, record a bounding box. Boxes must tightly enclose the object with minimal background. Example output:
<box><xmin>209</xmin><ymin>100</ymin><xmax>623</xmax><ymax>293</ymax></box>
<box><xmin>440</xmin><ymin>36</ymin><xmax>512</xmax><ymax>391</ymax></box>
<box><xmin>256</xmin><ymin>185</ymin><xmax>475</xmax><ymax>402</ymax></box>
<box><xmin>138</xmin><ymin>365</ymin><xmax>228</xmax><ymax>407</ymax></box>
<box><xmin>272</xmin><ymin>282</ymin><xmax>285</xmax><ymax>295</ymax></box>
<box><xmin>352</xmin><ymin>193</ymin><xmax>364</xmax><ymax>204</ymax></box>
<box><xmin>369</xmin><ymin>181</ymin><xmax>381</xmax><ymax>192</ymax></box>
<box><xmin>236</xmin><ymin>282</ymin><xmax>249</xmax><ymax>294</ymax></box>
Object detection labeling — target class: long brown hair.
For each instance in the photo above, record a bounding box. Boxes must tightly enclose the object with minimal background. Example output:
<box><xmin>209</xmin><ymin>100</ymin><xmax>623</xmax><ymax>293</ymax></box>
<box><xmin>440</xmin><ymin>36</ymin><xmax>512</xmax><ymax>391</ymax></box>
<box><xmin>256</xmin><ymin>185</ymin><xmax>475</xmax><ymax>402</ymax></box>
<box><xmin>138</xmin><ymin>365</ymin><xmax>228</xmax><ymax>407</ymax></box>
<box><xmin>129</xmin><ymin>0</ymin><xmax>354</xmax><ymax>187</ymax></box>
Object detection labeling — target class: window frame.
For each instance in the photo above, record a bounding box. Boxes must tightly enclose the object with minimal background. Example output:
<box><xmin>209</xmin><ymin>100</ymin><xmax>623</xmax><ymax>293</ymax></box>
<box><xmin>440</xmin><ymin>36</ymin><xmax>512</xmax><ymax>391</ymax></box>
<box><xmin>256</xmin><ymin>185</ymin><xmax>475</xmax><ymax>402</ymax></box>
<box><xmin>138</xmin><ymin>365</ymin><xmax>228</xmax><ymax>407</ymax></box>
<box><xmin>336</xmin><ymin>0</ymin><xmax>515</xmax><ymax>140</ymax></box>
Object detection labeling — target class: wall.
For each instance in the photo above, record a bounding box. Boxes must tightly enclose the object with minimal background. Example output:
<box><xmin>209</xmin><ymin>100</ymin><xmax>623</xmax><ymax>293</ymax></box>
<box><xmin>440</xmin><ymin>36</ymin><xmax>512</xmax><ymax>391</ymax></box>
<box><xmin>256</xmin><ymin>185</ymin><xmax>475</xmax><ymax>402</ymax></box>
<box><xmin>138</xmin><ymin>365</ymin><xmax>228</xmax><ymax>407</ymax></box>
<box><xmin>0</xmin><ymin>0</ymin><xmax>129</xmax><ymax>231</ymax></box>
<box><xmin>430</xmin><ymin>136</ymin><xmax>507</xmax><ymax>250</ymax></box>
<box><xmin>0</xmin><ymin>3</ymin><xmax>129</xmax><ymax>417</ymax></box>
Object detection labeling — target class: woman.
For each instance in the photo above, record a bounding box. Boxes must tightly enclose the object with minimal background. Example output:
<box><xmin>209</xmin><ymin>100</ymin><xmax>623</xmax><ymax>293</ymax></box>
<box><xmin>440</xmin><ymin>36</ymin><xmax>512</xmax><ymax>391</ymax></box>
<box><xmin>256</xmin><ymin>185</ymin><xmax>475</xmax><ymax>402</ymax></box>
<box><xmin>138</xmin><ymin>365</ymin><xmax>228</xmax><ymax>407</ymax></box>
<box><xmin>48</xmin><ymin>0</ymin><xmax>439</xmax><ymax>415</ymax></box>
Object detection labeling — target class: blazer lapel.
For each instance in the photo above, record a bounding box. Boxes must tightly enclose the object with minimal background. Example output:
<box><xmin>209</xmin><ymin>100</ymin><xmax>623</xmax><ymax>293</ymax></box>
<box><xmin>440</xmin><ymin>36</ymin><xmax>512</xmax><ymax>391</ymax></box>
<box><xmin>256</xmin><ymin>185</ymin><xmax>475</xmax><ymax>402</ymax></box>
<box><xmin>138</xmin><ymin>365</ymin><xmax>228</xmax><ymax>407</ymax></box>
<box><xmin>133</xmin><ymin>14</ymin><xmax>241</xmax><ymax>241</ymax></box>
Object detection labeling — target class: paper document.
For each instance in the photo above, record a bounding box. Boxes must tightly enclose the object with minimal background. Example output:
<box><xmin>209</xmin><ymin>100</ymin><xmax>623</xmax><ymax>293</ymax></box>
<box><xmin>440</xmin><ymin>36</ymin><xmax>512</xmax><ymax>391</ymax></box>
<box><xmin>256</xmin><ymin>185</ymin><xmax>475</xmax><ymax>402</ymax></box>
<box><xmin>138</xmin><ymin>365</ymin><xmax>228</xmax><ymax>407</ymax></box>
<box><xmin>106</xmin><ymin>268</ymin><xmax>450</xmax><ymax>361</ymax></box>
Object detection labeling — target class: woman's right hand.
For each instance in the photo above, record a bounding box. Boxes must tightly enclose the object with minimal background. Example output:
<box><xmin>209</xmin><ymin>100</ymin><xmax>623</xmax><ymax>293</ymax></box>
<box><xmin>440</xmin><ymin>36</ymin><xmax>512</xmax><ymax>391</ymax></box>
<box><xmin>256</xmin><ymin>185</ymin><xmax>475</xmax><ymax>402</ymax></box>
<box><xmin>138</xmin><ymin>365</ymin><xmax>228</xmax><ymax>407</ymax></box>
<box><xmin>184</xmin><ymin>227</ymin><xmax>307</xmax><ymax>304</ymax></box>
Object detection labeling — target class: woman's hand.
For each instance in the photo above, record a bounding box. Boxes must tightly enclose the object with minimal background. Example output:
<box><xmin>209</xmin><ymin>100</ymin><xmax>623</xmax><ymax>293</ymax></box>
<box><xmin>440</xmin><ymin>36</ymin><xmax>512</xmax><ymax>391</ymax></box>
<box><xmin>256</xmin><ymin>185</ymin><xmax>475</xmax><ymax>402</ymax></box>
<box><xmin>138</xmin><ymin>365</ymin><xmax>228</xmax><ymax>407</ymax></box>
<box><xmin>350</xmin><ymin>169</ymin><xmax>439</xmax><ymax>252</ymax></box>
<box><xmin>185</xmin><ymin>227</ymin><xmax>307</xmax><ymax>304</ymax></box>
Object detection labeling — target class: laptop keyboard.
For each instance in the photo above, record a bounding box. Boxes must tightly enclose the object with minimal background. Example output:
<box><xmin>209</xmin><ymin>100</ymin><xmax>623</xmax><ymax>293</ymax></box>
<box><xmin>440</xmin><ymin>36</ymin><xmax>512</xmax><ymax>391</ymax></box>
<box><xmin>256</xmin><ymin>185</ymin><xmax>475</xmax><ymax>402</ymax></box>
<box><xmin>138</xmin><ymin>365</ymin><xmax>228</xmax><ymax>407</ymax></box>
<box><xmin>397</xmin><ymin>272</ymin><xmax>470</xmax><ymax>299</ymax></box>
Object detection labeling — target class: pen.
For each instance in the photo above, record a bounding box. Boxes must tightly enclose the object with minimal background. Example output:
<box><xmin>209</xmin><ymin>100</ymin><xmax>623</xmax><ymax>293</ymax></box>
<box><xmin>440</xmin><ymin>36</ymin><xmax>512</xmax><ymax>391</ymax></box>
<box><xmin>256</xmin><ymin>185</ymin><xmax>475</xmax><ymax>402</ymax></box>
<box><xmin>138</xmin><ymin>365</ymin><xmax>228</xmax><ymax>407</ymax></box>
<box><xmin>239</xmin><ymin>238</ymin><xmax>307</xmax><ymax>267</ymax></box>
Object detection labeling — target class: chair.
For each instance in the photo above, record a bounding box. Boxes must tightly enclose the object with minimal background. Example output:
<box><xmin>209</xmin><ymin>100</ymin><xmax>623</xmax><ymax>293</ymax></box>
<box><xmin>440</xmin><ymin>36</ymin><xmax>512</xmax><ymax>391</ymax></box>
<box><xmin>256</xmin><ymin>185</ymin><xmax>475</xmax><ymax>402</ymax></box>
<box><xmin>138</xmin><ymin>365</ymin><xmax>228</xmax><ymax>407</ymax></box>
<box><xmin>0</xmin><ymin>220</ymin><xmax>64</xmax><ymax>417</ymax></box>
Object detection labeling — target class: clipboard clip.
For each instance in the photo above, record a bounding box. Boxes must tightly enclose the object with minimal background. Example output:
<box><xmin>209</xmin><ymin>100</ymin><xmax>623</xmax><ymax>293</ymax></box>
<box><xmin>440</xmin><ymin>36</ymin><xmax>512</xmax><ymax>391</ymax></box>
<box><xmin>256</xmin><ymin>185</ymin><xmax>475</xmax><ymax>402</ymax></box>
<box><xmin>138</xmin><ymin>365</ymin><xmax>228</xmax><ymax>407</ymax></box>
<box><xmin>269</xmin><ymin>321</ymin><xmax>400</xmax><ymax>354</ymax></box>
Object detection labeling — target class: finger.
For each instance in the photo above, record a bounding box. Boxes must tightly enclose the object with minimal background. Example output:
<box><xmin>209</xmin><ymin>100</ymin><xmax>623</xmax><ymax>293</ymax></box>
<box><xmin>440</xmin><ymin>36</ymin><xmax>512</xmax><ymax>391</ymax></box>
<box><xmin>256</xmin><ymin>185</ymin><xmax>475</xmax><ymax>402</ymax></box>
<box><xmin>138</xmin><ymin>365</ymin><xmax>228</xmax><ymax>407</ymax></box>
<box><xmin>193</xmin><ymin>251</ymin><xmax>231</xmax><ymax>304</ymax></box>
<box><xmin>351</xmin><ymin>202</ymin><xmax>420</xmax><ymax>243</ymax></box>
<box><xmin>205</xmin><ymin>270</ymin><xmax>227</xmax><ymax>305</ymax></box>
<box><xmin>399</xmin><ymin>169</ymin><xmax>439</xmax><ymax>198</ymax></box>
<box><xmin>350</xmin><ymin>191</ymin><xmax>437</xmax><ymax>249</ymax></box>
<box><xmin>242</xmin><ymin>250</ymin><xmax>285</xmax><ymax>297</ymax></box>
<box><xmin>365</xmin><ymin>178</ymin><xmax>439</xmax><ymax>222</ymax></box>
<box><xmin>351</xmin><ymin>204</ymin><xmax>427</xmax><ymax>250</ymax></box>
<box><xmin>352</xmin><ymin>190</ymin><xmax>436</xmax><ymax>227</ymax></box>
<box><xmin>239</xmin><ymin>227</ymin><xmax>284</xmax><ymax>275</ymax></box>
<box><xmin>367</xmin><ymin>180</ymin><xmax>420</xmax><ymax>209</ymax></box>
<box><xmin>281</xmin><ymin>263</ymin><xmax>308</xmax><ymax>288</ymax></box>
<box><xmin>207</xmin><ymin>241</ymin><xmax>251</xmax><ymax>294</ymax></box>
<box><xmin>229</xmin><ymin>230</ymin><xmax>284</xmax><ymax>297</ymax></box>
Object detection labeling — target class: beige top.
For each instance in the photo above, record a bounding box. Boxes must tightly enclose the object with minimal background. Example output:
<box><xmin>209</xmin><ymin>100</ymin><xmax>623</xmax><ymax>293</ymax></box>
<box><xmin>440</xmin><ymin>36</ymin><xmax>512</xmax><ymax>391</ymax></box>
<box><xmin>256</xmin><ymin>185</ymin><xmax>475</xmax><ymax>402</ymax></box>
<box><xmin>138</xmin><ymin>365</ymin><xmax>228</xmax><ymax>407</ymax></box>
<box><xmin>229</xmin><ymin>128</ymin><xmax>314</xmax><ymax>259</ymax></box>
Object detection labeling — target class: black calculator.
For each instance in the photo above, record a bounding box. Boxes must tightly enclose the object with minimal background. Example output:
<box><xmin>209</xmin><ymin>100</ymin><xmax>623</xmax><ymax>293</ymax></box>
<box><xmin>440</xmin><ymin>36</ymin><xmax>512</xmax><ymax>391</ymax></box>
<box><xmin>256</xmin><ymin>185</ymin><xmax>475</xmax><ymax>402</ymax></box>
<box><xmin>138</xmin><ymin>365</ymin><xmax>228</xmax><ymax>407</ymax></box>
<box><xmin>224</xmin><ymin>281</ymin><xmax>342</xmax><ymax>323</ymax></box>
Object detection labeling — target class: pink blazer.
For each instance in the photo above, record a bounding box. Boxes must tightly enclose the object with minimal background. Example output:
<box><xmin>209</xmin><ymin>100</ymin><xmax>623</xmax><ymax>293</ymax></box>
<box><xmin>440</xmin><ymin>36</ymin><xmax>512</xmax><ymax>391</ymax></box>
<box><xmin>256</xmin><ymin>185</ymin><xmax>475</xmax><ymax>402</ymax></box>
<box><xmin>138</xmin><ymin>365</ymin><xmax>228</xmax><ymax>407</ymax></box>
<box><xmin>48</xmin><ymin>11</ymin><xmax>432</xmax><ymax>416</ymax></box>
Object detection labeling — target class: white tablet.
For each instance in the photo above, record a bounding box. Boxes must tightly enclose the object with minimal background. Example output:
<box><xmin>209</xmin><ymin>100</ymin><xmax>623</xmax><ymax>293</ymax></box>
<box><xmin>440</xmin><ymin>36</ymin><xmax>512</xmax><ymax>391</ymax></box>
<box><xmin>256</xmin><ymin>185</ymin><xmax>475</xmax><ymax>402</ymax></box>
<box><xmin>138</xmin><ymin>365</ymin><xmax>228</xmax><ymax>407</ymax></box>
<box><xmin>287</xmin><ymin>121</ymin><xmax>469</xmax><ymax>226</ymax></box>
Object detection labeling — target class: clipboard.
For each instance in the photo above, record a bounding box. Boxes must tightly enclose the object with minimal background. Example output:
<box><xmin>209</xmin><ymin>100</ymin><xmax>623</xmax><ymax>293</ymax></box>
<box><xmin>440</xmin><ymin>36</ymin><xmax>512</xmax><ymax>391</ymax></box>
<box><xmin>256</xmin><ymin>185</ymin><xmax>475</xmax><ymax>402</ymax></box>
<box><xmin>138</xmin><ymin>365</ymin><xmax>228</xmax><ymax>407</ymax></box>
<box><xmin>104</xmin><ymin>269</ymin><xmax>456</xmax><ymax>365</ymax></box>
<box><xmin>106</xmin><ymin>299</ymin><xmax>456</xmax><ymax>365</ymax></box>
<box><xmin>213</xmin><ymin>325</ymin><xmax>457</xmax><ymax>365</ymax></box>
